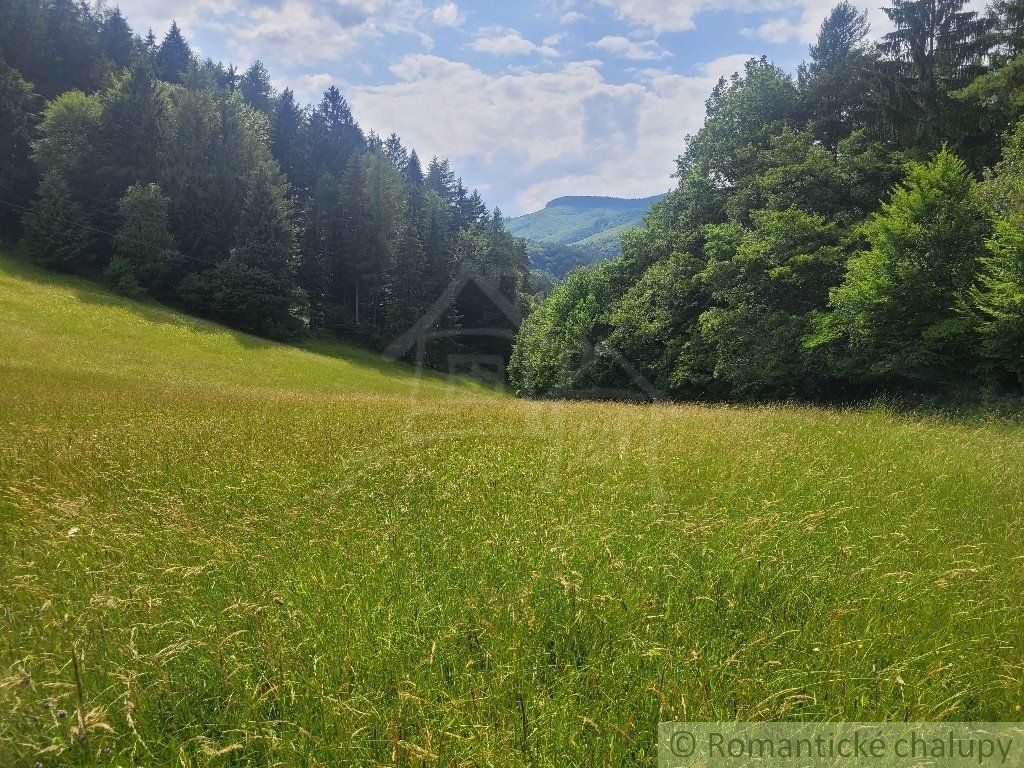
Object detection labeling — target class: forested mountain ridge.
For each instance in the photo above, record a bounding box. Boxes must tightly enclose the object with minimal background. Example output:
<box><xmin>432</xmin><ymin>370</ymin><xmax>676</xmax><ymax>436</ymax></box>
<box><xmin>511</xmin><ymin>0</ymin><xmax>1024</xmax><ymax>402</ymax></box>
<box><xmin>0</xmin><ymin>0</ymin><xmax>529</xmax><ymax>365</ymax></box>
<box><xmin>508</xmin><ymin>194</ymin><xmax>664</xmax><ymax>277</ymax></box>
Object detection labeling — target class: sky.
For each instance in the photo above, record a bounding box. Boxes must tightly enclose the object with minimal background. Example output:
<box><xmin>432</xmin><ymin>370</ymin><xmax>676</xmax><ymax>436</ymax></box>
<box><xmin>110</xmin><ymin>0</ymin><xmax>904</xmax><ymax>216</ymax></box>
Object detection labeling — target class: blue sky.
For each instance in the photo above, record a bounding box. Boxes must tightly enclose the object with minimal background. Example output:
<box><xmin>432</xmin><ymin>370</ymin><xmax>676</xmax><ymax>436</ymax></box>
<box><xmin>113</xmin><ymin>0</ymin><xmax>895</xmax><ymax>215</ymax></box>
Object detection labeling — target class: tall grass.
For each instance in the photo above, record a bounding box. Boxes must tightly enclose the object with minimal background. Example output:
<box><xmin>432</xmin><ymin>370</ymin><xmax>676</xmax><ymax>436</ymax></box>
<box><xmin>1</xmin><ymin>255</ymin><xmax>1022</xmax><ymax>766</ymax></box>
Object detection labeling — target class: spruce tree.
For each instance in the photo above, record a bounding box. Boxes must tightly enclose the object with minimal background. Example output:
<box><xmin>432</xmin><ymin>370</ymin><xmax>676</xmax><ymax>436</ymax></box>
<box><xmin>880</xmin><ymin>0</ymin><xmax>993</xmax><ymax>147</ymax></box>
<box><xmin>99</xmin><ymin>7</ymin><xmax>135</xmax><ymax>69</ymax></box>
<box><xmin>799</xmin><ymin>2</ymin><xmax>874</xmax><ymax>147</ymax></box>
<box><xmin>824</xmin><ymin>149</ymin><xmax>990</xmax><ymax>387</ymax></box>
<box><xmin>309</xmin><ymin>86</ymin><xmax>364</xmax><ymax>178</ymax></box>
<box><xmin>154</xmin><ymin>21</ymin><xmax>193</xmax><ymax>84</ymax></box>
<box><xmin>0</xmin><ymin>64</ymin><xmax>39</xmax><ymax>234</ymax></box>
<box><xmin>271</xmin><ymin>89</ymin><xmax>309</xmax><ymax>200</ymax></box>
<box><xmin>405</xmin><ymin>150</ymin><xmax>424</xmax><ymax>186</ymax></box>
<box><xmin>108</xmin><ymin>183</ymin><xmax>182</xmax><ymax>296</ymax></box>
<box><xmin>22</xmin><ymin>172</ymin><xmax>96</xmax><ymax>269</ymax></box>
<box><xmin>991</xmin><ymin>0</ymin><xmax>1024</xmax><ymax>58</ymax></box>
<box><xmin>240</xmin><ymin>60</ymin><xmax>275</xmax><ymax>115</ymax></box>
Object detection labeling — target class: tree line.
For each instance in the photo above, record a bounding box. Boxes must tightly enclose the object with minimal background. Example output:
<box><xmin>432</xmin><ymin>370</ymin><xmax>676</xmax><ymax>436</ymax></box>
<box><xmin>0</xmin><ymin>0</ymin><xmax>529</xmax><ymax>354</ymax></box>
<box><xmin>511</xmin><ymin>0</ymin><xmax>1024</xmax><ymax>401</ymax></box>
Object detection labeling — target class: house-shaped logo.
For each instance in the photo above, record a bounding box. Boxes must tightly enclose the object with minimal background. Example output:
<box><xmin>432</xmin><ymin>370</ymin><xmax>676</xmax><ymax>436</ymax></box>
<box><xmin>384</xmin><ymin>260</ymin><xmax>662</xmax><ymax>402</ymax></box>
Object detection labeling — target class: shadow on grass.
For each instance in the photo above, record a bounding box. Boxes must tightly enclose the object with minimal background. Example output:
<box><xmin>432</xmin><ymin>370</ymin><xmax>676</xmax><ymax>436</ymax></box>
<box><xmin>0</xmin><ymin>251</ymin><xmax>484</xmax><ymax>391</ymax></box>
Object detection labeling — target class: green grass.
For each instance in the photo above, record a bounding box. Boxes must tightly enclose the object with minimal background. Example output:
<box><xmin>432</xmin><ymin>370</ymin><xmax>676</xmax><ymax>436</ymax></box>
<box><xmin>2</xmin><ymin>254</ymin><xmax>1023</xmax><ymax>767</ymax></box>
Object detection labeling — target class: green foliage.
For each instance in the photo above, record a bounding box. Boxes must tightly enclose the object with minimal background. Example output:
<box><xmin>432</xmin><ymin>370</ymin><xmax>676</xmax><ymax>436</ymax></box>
<box><xmin>154</xmin><ymin>21</ymin><xmax>194</xmax><ymax>85</ymax></box>
<box><xmin>0</xmin><ymin>63</ymin><xmax>38</xmax><ymax>232</ymax></box>
<box><xmin>21</xmin><ymin>171</ymin><xmax>95</xmax><ymax>269</ymax></box>
<box><xmin>823</xmin><ymin>149</ymin><xmax>990</xmax><ymax>386</ymax></box>
<box><xmin>31</xmin><ymin>89</ymin><xmax>103</xmax><ymax>202</ymax></box>
<box><xmin>973</xmin><ymin>221</ymin><xmax>1024</xmax><ymax>385</ymax></box>
<box><xmin>700</xmin><ymin>209</ymin><xmax>847</xmax><ymax>398</ymax></box>
<box><xmin>798</xmin><ymin>2</ymin><xmax>875</xmax><ymax>148</ymax></box>
<box><xmin>978</xmin><ymin>119</ymin><xmax>1024</xmax><ymax>221</ymax></box>
<box><xmin>111</xmin><ymin>183</ymin><xmax>183</xmax><ymax>297</ymax></box>
<box><xmin>515</xmin><ymin>2</ymin><xmax>1024</xmax><ymax>402</ymax></box>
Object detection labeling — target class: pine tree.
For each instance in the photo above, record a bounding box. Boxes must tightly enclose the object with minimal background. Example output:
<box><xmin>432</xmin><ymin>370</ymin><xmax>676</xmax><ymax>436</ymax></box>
<box><xmin>240</xmin><ymin>60</ymin><xmax>275</xmax><ymax>114</ymax></box>
<box><xmin>107</xmin><ymin>183</ymin><xmax>182</xmax><ymax>296</ymax></box>
<box><xmin>405</xmin><ymin>149</ymin><xmax>424</xmax><ymax>186</ymax></box>
<box><xmin>309</xmin><ymin>86</ymin><xmax>364</xmax><ymax>178</ymax></box>
<box><xmin>99</xmin><ymin>7</ymin><xmax>135</xmax><ymax>69</ymax></box>
<box><xmin>154</xmin><ymin>21</ymin><xmax>193</xmax><ymax>84</ymax></box>
<box><xmin>991</xmin><ymin>0</ymin><xmax>1024</xmax><ymax>59</ymax></box>
<box><xmin>22</xmin><ymin>172</ymin><xmax>96</xmax><ymax>269</ymax></box>
<box><xmin>271</xmin><ymin>89</ymin><xmax>309</xmax><ymax>200</ymax></box>
<box><xmin>384</xmin><ymin>133</ymin><xmax>408</xmax><ymax>171</ymax></box>
<box><xmin>880</xmin><ymin>0</ymin><xmax>993</xmax><ymax>147</ymax></box>
<box><xmin>0</xmin><ymin>64</ymin><xmax>39</xmax><ymax>234</ymax></box>
<box><xmin>799</xmin><ymin>2</ymin><xmax>874</xmax><ymax>147</ymax></box>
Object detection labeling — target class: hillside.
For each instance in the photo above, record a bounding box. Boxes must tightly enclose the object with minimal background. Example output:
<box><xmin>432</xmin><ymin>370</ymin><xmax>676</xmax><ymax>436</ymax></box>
<box><xmin>0</xmin><ymin>253</ymin><xmax>484</xmax><ymax>399</ymax></box>
<box><xmin>508</xmin><ymin>194</ymin><xmax>665</xmax><ymax>276</ymax></box>
<box><xmin>3</xmin><ymin>254</ymin><xmax>1024</xmax><ymax>765</ymax></box>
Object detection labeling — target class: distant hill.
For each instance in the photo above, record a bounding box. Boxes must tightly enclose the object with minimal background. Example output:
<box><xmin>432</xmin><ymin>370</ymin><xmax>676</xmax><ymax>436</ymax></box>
<box><xmin>508</xmin><ymin>194</ymin><xmax>666</xmax><ymax>278</ymax></box>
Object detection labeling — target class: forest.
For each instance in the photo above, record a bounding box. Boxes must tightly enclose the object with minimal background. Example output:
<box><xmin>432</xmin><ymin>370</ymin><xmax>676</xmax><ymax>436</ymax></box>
<box><xmin>0</xmin><ymin>0</ymin><xmax>529</xmax><ymax>358</ymax></box>
<box><xmin>510</xmin><ymin>0</ymin><xmax>1024</xmax><ymax>401</ymax></box>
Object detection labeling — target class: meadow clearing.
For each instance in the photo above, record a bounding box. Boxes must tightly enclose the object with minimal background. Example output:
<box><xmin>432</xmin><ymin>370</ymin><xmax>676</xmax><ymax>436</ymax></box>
<box><xmin>1</xmin><ymin>253</ymin><xmax>1023</xmax><ymax>767</ymax></box>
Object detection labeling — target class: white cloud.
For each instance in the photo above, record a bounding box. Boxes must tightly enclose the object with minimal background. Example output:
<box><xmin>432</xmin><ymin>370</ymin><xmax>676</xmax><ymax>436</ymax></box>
<box><xmin>119</xmin><ymin>0</ymin><xmax>432</xmax><ymax>66</ymax></box>
<box><xmin>432</xmin><ymin>2</ymin><xmax>463</xmax><ymax>27</ymax></box>
<box><xmin>590</xmin><ymin>35</ymin><xmax>671</xmax><ymax>60</ymax></box>
<box><xmin>351</xmin><ymin>53</ymin><xmax>753</xmax><ymax>214</ymax></box>
<box><xmin>560</xmin><ymin>10</ymin><xmax>586</xmax><ymax>23</ymax></box>
<box><xmin>469</xmin><ymin>29</ymin><xmax>558</xmax><ymax>57</ymax></box>
<box><xmin>592</xmin><ymin>0</ymin><xmax>702</xmax><ymax>34</ymax></box>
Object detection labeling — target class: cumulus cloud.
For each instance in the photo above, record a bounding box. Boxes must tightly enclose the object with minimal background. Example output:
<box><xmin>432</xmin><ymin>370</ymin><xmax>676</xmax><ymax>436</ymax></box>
<box><xmin>588</xmin><ymin>0</ymin><xmax>967</xmax><ymax>43</ymax></box>
<box><xmin>118</xmin><ymin>0</ymin><xmax>431</xmax><ymax>65</ymax></box>
<box><xmin>351</xmin><ymin>53</ymin><xmax>753</xmax><ymax>214</ymax></box>
<box><xmin>590</xmin><ymin>35</ymin><xmax>671</xmax><ymax>60</ymax></box>
<box><xmin>469</xmin><ymin>28</ymin><xmax>559</xmax><ymax>57</ymax></box>
<box><xmin>432</xmin><ymin>2</ymin><xmax>463</xmax><ymax>27</ymax></box>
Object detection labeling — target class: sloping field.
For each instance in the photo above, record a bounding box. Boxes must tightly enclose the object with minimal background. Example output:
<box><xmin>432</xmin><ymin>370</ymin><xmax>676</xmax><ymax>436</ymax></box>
<box><xmin>1</xmin><ymin>255</ymin><xmax>1023</xmax><ymax>767</ymax></box>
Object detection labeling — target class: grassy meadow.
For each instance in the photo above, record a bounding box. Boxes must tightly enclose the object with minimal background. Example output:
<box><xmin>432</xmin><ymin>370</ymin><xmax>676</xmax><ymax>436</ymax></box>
<box><xmin>1</xmin><ymin>253</ymin><xmax>1023</xmax><ymax>767</ymax></box>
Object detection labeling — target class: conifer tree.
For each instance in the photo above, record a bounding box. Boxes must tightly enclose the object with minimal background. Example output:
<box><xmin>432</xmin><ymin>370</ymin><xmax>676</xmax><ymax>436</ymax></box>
<box><xmin>99</xmin><ymin>7</ymin><xmax>135</xmax><ymax>69</ymax></box>
<box><xmin>309</xmin><ymin>86</ymin><xmax>364</xmax><ymax>178</ymax></box>
<box><xmin>239</xmin><ymin>60</ymin><xmax>275</xmax><ymax>115</ymax></box>
<box><xmin>22</xmin><ymin>172</ymin><xmax>95</xmax><ymax>269</ymax></box>
<box><xmin>405</xmin><ymin>150</ymin><xmax>424</xmax><ymax>186</ymax></box>
<box><xmin>880</xmin><ymin>0</ymin><xmax>993</xmax><ymax>147</ymax></box>
<box><xmin>991</xmin><ymin>0</ymin><xmax>1024</xmax><ymax>58</ymax></box>
<box><xmin>107</xmin><ymin>183</ymin><xmax>183</xmax><ymax>296</ymax></box>
<box><xmin>271</xmin><ymin>89</ymin><xmax>309</xmax><ymax>200</ymax></box>
<box><xmin>0</xmin><ymin>64</ymin><xmax>39</xmax><ymax>233</ymax></box>
<box><xmin>154</xmin><ymin>21</ymin><xmax>193</xmax><ymax>84</ymax></box>
<box><xmin>799</xmin><ymin>2</ymin><xmax>874</xmax><ymax>147</ymax></box>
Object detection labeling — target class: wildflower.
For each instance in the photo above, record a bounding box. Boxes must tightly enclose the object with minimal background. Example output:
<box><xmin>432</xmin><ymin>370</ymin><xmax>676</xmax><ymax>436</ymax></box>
<box><xmin>67</xmin><ymin>527</ymin><xmax>80</xmax><ymax>537</ymax></box>
<box><xmin>55</xmin><ymin>708</ymin><xmax>68</xmax><ymax>719</ymax></box>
